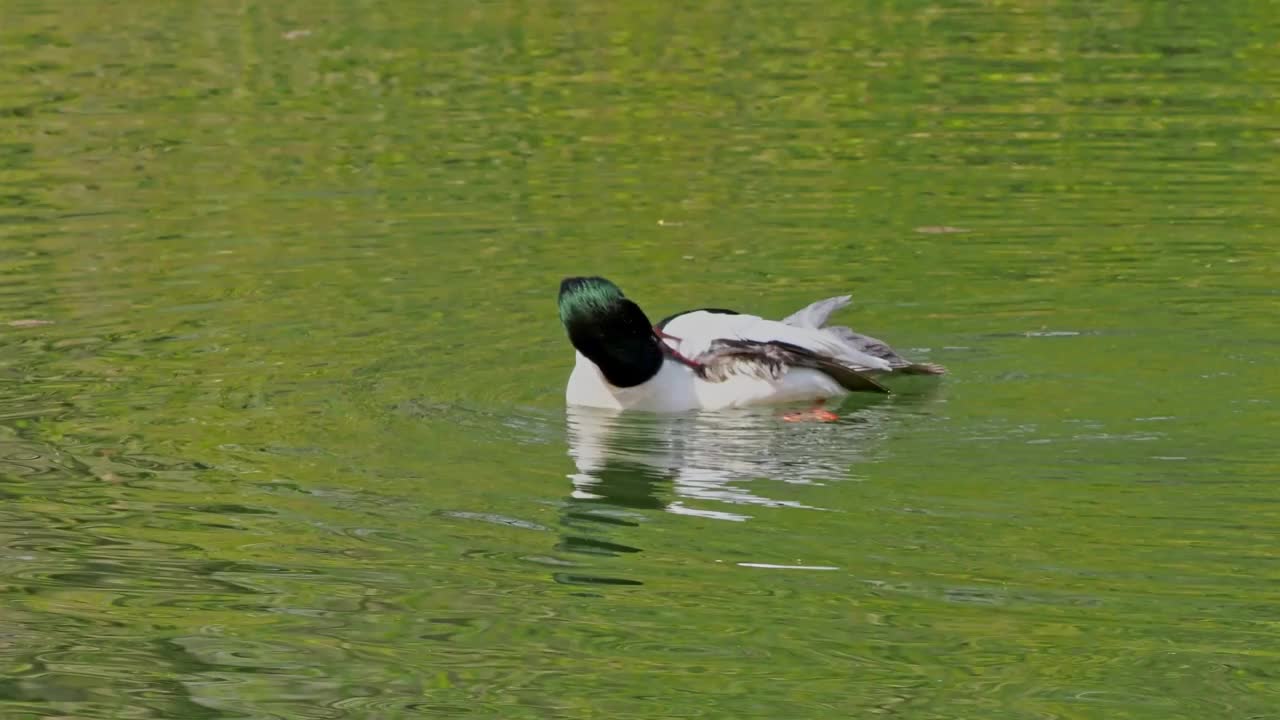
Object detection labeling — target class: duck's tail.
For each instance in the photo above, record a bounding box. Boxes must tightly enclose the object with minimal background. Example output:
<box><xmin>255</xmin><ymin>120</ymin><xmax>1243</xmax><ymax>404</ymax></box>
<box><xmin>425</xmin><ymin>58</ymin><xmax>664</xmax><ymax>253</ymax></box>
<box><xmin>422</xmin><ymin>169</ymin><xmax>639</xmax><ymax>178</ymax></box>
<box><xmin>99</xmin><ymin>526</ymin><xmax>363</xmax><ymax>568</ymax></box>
<box><xmin>782</xmin><ymin>296</ymin><xmax>947</xmax><ymax>376</ymax></box>
<box><xmin>901</xmin><ymin>362</ymin><xmax>947</xmax><ymax>375</ymax></box>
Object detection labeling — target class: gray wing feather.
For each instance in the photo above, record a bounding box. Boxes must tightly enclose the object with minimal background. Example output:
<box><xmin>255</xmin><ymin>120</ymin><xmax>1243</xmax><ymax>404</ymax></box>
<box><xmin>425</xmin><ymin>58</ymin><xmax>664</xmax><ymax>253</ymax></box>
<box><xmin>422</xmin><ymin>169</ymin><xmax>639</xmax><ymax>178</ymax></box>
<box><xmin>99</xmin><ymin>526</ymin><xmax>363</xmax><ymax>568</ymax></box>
<box><xmin>780</xmin><ymin>295</ymin><xmax>852</xmax><ymax>329</ymax></box>
<box><xmin>827</xmin><ymin>327</ymin><xmax>909</xmax><ymax>367</ymax></box>
<box><xmin>781</xmin><ymin>295</ymin><xmax>946</xmax><ymax>376</ymax></box>
<box><xmin>827</xmin><ymin>327</ymin><xmax>946</xmax><ymax>375</ymax></box>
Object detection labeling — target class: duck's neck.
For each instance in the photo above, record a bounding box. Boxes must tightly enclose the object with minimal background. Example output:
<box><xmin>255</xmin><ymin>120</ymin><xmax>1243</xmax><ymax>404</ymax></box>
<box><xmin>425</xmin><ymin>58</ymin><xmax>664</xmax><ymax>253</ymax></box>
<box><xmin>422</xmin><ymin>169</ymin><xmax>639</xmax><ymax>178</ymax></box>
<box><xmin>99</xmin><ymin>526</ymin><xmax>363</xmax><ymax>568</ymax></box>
<box><xmin>581</xmin><ymin>337</ymin><xmax>664</xmax><ymax>388</ymax></box>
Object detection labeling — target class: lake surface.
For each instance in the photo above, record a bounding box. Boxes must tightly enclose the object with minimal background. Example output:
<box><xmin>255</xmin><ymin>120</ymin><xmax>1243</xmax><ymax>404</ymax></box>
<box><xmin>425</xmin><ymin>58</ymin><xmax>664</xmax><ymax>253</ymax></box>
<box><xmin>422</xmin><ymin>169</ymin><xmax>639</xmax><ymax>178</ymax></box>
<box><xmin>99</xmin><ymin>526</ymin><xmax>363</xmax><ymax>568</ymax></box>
<box><xmin>2</xmin><ymin>1</ymin><xmax>1278</xmax><ymax>717</ymax></box>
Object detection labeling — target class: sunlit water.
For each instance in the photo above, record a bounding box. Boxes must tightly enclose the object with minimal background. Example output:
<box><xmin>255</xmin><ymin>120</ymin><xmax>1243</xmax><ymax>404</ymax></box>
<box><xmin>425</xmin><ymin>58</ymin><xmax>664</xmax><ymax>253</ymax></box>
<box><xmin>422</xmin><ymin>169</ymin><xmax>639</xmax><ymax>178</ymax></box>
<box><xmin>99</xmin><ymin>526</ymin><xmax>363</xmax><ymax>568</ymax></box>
<box><xmin>2</xmin><ymin>1</ymin><xmax>1279</xmax><ymax>718</ymax></box>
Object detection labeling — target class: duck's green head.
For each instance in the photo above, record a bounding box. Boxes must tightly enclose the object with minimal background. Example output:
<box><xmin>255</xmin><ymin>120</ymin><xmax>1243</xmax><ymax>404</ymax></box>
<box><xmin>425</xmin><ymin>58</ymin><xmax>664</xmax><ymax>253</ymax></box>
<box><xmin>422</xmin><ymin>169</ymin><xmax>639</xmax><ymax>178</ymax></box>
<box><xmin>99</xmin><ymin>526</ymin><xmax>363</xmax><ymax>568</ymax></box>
<box><xmin>557</xmin><ymin>276</ymin><xmax>627</xmax><ymax>326</ymax></box>
<box><xmin>558</xmin><ymin>276</ymin><xmax>663</xmax><ymax>387</ymax></box>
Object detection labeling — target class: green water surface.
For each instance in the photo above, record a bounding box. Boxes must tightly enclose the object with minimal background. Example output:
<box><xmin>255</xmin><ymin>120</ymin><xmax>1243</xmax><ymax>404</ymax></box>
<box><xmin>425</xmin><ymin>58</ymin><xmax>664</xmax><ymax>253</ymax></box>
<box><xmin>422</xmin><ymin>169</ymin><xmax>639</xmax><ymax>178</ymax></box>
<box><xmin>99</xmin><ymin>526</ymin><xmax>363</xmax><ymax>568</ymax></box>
<box><xmin>2</xmin><ymin>1</ymin><xmax>1279</xmax><ymax>718</ymax></box>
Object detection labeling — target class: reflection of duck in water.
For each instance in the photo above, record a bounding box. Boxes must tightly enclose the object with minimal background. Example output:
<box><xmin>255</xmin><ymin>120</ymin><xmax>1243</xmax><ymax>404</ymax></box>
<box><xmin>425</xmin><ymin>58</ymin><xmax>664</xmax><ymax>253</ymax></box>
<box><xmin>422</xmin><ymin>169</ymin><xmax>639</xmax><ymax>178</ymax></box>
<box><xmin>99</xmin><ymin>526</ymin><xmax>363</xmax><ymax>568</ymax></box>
<box><xmin>566</xmin><ymin>402</ymin><xmax>907</xmax><ymax>522</ymax></box>
<box><xmin>556</xmin><ymin>393</ymin><xmax>942</xmax><ymax>587</ymax></box>
<box><xmin>557</xmin><ymin>277</ymin><xmax>944</xmax><ymax>416</ymax></box>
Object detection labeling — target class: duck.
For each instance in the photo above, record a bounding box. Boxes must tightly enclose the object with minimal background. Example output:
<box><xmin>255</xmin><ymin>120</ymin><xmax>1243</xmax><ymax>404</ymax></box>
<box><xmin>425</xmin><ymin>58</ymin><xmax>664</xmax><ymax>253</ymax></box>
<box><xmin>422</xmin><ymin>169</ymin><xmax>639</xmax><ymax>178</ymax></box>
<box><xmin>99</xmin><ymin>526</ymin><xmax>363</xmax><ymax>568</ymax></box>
<box><xmin>558</xmin><ymin>276</ymin><xmax>944</xmax><ymax>414</ymax></box>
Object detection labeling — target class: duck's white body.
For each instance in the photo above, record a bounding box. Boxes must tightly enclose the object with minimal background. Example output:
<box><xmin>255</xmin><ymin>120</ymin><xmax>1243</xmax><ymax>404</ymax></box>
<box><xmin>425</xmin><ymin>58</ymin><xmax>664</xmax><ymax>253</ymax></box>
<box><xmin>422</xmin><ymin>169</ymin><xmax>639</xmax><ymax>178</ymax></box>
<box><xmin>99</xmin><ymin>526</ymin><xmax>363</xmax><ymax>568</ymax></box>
<box><xmin>567</xmin><ymin>352</ymin><xmax>845</xmax><ymax>411</ymax></box>
<box><xmin>566</xmin><ymin>306</ymin><xmax>895</xmax><ymax>412</ymax></box>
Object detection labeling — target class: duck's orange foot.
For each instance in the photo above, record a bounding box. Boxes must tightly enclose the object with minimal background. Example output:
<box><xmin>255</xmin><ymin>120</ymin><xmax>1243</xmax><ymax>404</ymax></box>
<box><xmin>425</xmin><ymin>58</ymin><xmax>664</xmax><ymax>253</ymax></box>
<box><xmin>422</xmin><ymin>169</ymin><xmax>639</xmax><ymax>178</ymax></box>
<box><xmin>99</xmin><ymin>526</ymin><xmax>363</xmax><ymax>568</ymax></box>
<box><xmin>781</xmin><ymin>408</ymin><xmax>840</xmax><ymax>423</ymax></box>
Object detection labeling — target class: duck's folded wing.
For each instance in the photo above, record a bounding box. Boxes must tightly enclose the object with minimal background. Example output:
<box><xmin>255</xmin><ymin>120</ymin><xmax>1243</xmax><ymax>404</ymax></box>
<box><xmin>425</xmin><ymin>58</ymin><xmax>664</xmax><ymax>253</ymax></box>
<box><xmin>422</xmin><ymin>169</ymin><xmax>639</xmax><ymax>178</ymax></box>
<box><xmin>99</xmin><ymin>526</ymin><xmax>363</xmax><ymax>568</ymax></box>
<box><xmin>730</xmin><ymin>317</ymin><xmax>895</xmax><ymax>372</ymax></box>
<box><xmin>663</xmin><ymin>311</ymin><xmax>895</xmax><ymax>373</ymax></box>
<box><xmin>693</xmin><ymin>339</ymin><xmax>889</xmax><ymax>394</ymax></box>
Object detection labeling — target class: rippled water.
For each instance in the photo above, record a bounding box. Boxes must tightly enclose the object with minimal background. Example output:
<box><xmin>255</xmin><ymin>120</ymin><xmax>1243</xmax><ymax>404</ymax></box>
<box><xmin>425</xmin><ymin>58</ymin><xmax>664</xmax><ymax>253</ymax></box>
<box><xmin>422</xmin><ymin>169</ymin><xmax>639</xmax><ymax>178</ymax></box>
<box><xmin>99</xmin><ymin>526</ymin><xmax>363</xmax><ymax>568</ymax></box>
<box><xmin>3</xmin><ymin>1</ymin><xmax>1279</xmax><ymax>718</ymax></box>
